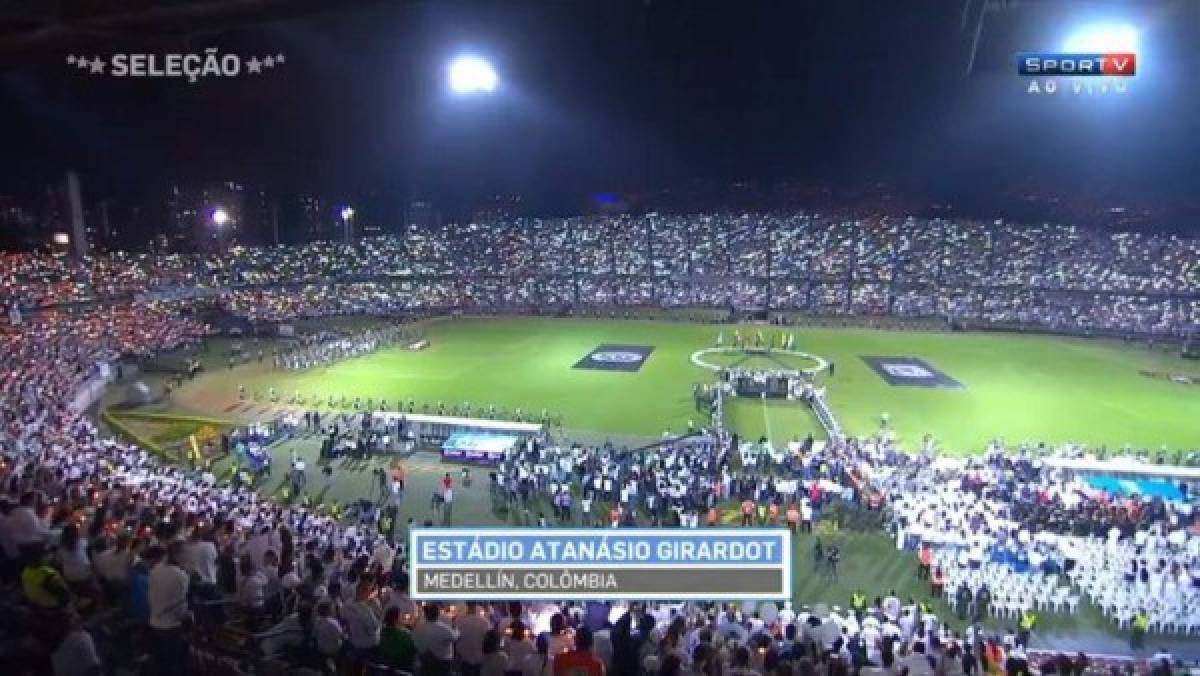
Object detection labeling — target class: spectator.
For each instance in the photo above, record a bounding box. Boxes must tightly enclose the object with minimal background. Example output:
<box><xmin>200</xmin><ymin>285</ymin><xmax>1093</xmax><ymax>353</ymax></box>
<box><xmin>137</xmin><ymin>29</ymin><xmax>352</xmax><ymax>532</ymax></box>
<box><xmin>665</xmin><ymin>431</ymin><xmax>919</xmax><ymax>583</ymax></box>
<box><xmin>379</xmin><ymin>605</ymin><xmax>417</xmax><ymax>671</ymax></box>
<box><xmin>458</xmin><ymin>600</ymin><xmax>492</xmax><ymax>675</ymax></box>
<box><xmin>414</xmin><ymin>602</ymin><xmax>458</xmax><ymax>673</ymax></box>
<box><xmin>481</xmin><ymin>629</ymin><xmax>511</xmax><ymax>676</ymax></box>
<box><xmin>553</xmin><ymin>625</ymin><xmax>604</xmax><ymax>676</ymax></box>
<box><xmin>50</xmin><ymin>610</ymin><xmax>103</xmax><ymax>676</ymax></box>
<box><xmin>147</xmin><ymin>541</ymin><xmax>191</xmax><ymax>675</ymax></box>
<box><xmin>522</xmin><ymin>633</ymin><xmax>553</xmax><ymax>676</ymax></box>
<box><xmin>313</xmin><ymin>599</ymin><xmax>346</xmax><ymax>660</ymax></box>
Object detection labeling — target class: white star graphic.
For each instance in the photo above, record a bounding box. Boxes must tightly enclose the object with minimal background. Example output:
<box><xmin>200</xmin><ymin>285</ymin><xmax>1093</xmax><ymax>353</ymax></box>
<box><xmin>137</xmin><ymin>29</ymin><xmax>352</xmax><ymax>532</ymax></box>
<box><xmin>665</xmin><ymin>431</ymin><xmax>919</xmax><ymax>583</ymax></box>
<box><xmin>274</xmin><ymin>53</ymin><xmax>286</xmax><ymax>65</ymax></box>
<box><xmin>246</xmin><ymin>56</ymin><xmax>262</xmax><ymax>74</ymax></box>
<box><xmin>262</xmin><ymin>55</ymin><xmax>275</xmax><ymax>68</ymax></box>
<box><xmin>75</xmin><ymin>56</ymin><xmax>90</xmax><ymax>70</ymax></box>
<box><xmin>89</xmin><ymin>56</ymin><xmax>105</xmax><ymax>74</ymax></box>
<box><xmin>66</xmin><ymin>54</ymin><xmax>77</xmax><ymax>65</ymax></box>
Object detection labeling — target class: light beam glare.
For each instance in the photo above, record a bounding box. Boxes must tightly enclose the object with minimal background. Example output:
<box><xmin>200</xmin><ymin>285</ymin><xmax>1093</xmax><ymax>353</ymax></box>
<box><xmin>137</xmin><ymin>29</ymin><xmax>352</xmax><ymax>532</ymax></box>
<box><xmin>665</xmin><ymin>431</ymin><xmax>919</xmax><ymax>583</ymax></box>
<box><xmin>448</xmin><ymin>55</ymin><xmax>499</xmax><ymax>95</ymax></box>
<box><xmin>1063</xmin><ymin>24</ymin><xmax>1139</xmax><ymax>52</ymax></box>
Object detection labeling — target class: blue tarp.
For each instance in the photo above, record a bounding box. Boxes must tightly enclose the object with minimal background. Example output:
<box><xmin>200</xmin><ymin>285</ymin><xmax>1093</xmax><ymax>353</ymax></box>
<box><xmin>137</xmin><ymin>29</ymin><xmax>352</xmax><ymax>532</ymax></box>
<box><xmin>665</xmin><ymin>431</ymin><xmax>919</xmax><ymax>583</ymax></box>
<box><xmin>1087</xmin><ymin>475</ymin><xmax>1184</xmax><ymax>501</ymax></box>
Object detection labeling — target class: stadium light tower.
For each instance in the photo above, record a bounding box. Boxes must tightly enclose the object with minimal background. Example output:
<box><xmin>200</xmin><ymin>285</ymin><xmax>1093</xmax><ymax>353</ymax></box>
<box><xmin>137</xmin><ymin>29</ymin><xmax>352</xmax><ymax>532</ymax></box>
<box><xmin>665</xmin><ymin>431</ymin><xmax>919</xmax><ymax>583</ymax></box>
<box><xmin>447</xmin><ymin>54</ymin><xmax>498</xmax><ymax>95</ymax></box>
<box><xmin>211</xmin><ymin>207</ymin><xmax>230</xmax><ymax>226</ymax></box>
<box><xmin>340</xmin><ymin>206</ymin><xmax>355</xmax><ymax>243</ymax></box>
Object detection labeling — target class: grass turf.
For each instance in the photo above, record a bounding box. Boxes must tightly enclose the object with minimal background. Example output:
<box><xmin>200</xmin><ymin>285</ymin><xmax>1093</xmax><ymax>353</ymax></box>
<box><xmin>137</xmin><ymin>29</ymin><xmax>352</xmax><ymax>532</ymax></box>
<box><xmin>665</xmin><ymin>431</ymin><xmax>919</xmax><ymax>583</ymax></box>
<box><xmin>724</xmin><ymin>397</ymin><xmax>826</xmax><ymax>448</ymax></box>
<box><xmin>137</xmin><ymin>317</ymin><xmax>1200</xmax><ymax>651</ymax></box>
<box><xmin>168</xmin><ymin>317</ymin><xmax>1200</xmax><ymax>453</ymax></box>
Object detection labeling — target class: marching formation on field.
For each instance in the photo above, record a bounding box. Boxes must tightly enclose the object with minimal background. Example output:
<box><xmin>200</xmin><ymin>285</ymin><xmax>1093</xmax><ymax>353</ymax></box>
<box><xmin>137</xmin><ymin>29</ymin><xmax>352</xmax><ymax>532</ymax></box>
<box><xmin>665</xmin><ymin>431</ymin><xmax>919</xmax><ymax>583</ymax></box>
<box><xmin>273</xmin><ymin>323</ymin><xmax>413</xmax><ymax>371</ymax></box>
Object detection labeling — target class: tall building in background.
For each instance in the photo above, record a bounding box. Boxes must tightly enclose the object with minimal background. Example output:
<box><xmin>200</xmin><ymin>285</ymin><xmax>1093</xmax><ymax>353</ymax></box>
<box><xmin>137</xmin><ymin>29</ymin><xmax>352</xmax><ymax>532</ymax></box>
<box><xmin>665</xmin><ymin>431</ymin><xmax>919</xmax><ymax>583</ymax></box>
<box><xmin>471</xmin><ymin>193</ymin><xmax>522</xmax><ymax>223</ymax></box>
<box><xmin>38</xmin><ymin>181</ymin><xmax>70</xmax><ymax>247</ymax></box>
<box><xmin>197</xmin><ymin>181</ymin><xmax>245</xmax><ymax>250</ymax></box>
<box><xmin>94</xmin><ymin>200</ymin><xmax>112</xmax><ymax>247</ymax></box>
<box><xmin>300</xmin><ymin>196</ymin><xmax>328</xmax><ymax>240</ymax></box>
<box><xmin>240</xmin><ymin>188</ymin><xmax>275</xmax><ymax>245</ymax></box>
<box><xmin>65</xmin><ymin>171</ymin><xmax>88</xmax><ymax>259</ymax></box>
<box><xmin>165</xmin><ymin>184</ymin><xmax>195</xmax><ymax>249</ymax></box>
<box><xmin>0</xmin><ymin>196</ymin><xmax>34</xmax><ymax>228</ymax></box>
<box><xmin>404</xmin><ymin>198</ymin><xmax>440</xmax><ymax>231</ymax></box>
<box><xmin>87</xmin><ymin>201</ymin><xmax>155</xmax><ymax>251</ymax></box>
<box><xmin>0</xmin><ymin>195</ymin><xmax>37</xmax><ymax>250</ymax></box>
<box><xmin>165</xmin><ymin>181</ymin><xmax>264</xmax><ymax>251</ymax></box>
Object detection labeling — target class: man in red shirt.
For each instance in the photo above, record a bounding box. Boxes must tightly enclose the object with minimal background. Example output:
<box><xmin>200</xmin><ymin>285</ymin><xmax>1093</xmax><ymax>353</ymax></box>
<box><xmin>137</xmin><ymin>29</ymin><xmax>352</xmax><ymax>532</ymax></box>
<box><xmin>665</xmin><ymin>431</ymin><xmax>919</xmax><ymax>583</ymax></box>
<box><xmin>552</xmin><ymin>626</ymin><xmax>605</xmax><ymax>676</ymax></box>
<box><xmin>740</xmin><ymin>499</ymin><xmax>755</xmax><ymax>527</ymax></box>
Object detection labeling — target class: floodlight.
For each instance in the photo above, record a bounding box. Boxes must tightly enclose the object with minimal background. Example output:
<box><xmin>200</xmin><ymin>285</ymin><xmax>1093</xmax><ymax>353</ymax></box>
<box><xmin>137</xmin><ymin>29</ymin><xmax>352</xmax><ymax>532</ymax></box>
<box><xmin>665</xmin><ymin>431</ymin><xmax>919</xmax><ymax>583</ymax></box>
<box><xmin>1063</xmin><ymin>23</ymin><xmax>1138</xmax><ymax>52</ymax></box>
<box><xmin>448</xmin><ymin>55</ymin><xmax>498</xmax><ymax>94</ymax></box>
<box><xmin>341</xmin><ymin>206</ymin><xmax>355</xmax><ymax>221</ymax></box>
<box><xmin>211</xmin><ymin>207</ymin><xmax>230</xmax><ymax>226</ymax></box>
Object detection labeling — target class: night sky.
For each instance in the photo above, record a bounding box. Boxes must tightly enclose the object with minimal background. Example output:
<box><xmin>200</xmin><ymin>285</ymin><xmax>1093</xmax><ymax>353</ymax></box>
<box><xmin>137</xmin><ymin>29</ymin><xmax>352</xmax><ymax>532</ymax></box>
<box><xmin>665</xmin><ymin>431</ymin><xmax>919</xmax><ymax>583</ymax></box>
<box><xmin>1</xmin><ymin>0</ymin><xmax>1198</xmax><ymax>218</ymax></box>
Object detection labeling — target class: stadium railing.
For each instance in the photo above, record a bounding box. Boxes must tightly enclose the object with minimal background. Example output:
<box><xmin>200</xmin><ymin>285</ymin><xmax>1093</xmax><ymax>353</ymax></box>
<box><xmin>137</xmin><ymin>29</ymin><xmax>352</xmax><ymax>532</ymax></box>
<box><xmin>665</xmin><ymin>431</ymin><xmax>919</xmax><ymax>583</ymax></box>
<box><xmin>810</xmin><ymin>391</ymin><xmax>844</xmax><ymax>443</ymax></box>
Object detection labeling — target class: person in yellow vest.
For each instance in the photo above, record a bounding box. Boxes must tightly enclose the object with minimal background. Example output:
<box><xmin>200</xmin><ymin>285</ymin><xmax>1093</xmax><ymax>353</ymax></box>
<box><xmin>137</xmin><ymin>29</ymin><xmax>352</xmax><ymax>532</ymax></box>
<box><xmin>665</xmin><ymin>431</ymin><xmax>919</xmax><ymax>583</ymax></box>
<box><xmin>850</xmin><ymin>590</ymin><xmax>868</xmax><ymax>622</ymax></box>
<box><xmin>1132</xmin><ymin>608</ymin><xmax>1150</xmax><ymax>651</ymax></box>
<box><xmin>1018</xmin><ymin>608</ymin><xmax>1037</xmax><ymax>647</ymax></box>
<box><xmin>21</xmin><ymin>546</ymin><xmax>70</xmax><ymax>610</ymax></box>
<box><xmin>756</xmin><ymin>502</ymin><xmax>768</xmax><ymax>526</ymax></box>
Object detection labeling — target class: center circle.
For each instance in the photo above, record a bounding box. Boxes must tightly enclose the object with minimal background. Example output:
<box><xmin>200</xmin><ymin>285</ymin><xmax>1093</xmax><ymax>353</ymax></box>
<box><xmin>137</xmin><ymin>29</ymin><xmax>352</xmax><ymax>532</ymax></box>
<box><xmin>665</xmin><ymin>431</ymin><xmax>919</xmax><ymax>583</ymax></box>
<box><xmin>690</xmin><ymin>346</ymin><xmax>829</xmax><ymax>374</ymax></box>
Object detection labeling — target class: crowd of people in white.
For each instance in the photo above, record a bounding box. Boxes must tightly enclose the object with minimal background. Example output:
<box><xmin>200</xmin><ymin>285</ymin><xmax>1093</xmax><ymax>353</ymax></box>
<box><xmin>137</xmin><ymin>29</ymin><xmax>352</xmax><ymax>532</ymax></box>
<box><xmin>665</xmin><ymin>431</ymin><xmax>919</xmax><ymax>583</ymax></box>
<box><xmin>2</xmin><ymin>213</ymin><xmax>1197</xmax><ymax>336</ymax></box>
<box><xmin>889</xmin><ymin>445</ymin><xmax>1199</xmax><ymax>647</ymax></box>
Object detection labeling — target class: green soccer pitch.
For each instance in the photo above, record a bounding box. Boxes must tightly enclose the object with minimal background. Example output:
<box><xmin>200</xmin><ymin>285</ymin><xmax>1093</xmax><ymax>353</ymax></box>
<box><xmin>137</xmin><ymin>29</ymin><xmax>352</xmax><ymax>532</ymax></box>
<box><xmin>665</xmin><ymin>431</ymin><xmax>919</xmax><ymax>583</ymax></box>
<box><xmin>169</xmin><ymin>317</ymin><xmax>1200</xmax><ymax>454</ymax></box>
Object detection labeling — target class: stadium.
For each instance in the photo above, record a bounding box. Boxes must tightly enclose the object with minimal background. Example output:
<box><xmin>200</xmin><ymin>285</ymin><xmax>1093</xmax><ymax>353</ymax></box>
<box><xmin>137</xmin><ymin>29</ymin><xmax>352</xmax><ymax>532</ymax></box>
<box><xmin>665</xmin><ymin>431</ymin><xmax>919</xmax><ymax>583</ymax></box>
<box><xmin>2</xmin><ymin>1</ymin><xmax>1200</xmax><ymax>675</ymax></box>
<box><xmin>7</xmin><ymin>211</ymin><xmax>1197</xmax><ymax>670</ymax></box>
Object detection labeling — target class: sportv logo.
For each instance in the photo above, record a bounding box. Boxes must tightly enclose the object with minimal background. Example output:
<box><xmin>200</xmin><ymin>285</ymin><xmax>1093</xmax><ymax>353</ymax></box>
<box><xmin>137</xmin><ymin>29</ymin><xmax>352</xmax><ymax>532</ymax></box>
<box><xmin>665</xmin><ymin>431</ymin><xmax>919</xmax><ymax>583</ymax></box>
<box><xmin>1017</xmin><ymin>52</ymin><xmax>1136</xmax><ymax>76</ymax></box>
<box><xmin>1016</xmin><ymin>51</ymin><xmax>1135</xmax><ymax>96</ymax></box>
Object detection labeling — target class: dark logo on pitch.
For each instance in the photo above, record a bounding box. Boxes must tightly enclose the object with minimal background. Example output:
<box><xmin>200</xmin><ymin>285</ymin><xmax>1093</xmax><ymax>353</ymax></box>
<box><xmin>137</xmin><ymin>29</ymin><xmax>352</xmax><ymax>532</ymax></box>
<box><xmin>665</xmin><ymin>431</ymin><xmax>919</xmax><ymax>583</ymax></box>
<box><xmin>861</xmin><ymin>356</ymin><xmax>963</xmax><ymax>389</ymax></box>
<box><xmin>574</xmin><ymin>345</ymin><xmax>655</xmax><ymax>372</ymax></box>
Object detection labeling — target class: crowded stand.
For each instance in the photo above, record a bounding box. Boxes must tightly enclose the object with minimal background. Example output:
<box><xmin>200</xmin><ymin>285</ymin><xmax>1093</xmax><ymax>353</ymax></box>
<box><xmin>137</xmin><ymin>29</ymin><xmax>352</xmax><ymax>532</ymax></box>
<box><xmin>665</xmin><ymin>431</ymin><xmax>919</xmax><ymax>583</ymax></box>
<box><xmin>1</xmin><ymin>214</ymin><xmax>1197</xmax><ymax>338</ymax></box>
